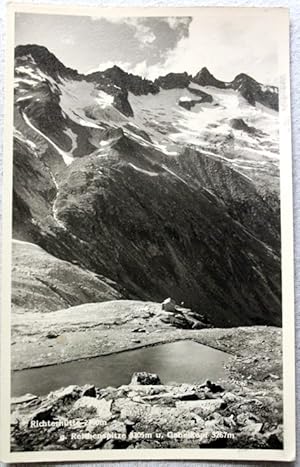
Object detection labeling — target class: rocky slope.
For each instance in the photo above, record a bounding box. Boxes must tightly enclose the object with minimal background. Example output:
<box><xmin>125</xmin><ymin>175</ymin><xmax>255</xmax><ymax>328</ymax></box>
<box><xmin>12</xmin><ymin>240</ymin><xmax>123</xmax><ymax>315</ymax></box>
<box><xmin>11</xmin><ymin>378</ymin><xmax>283</xmax><ymax>451</ymax></box>
<box><xmin>12</xmin><ymin>44</ymin><xmax>281</xmax><ymax>327</ymax></box>
<box><xmin>11</xmin><ymin>326</ymin><xmax>283</xmax><ymax>451</ymax></box>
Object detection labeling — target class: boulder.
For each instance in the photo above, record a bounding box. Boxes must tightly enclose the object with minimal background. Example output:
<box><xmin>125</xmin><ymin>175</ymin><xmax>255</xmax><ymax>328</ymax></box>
<box><xmin>176</xmin><ymin>391</ymin><xmax>201</xmax><ymax>401</ymax></box>
<box><xmin>73</xmin><ymin>397</ymin><xmax>112</xmax><ymax>421</ymax></box>
<box><xmin>168</xmin><ymin>314</ymin><xmax>191</xmax><ymax>329</ymax></box>
<box><xmin>28</xmin><ymin>405</ymin><xmax>53</xmax><ymax>423</ymax></box>
<box><xmin>48</xmin><ymin>385</ymin><xmax>81</xmax><ymax>403</ymax></box>
<box><xmin>81</xmin><ymin>384</ymin><xmax>96</xmax><ymax>398</ymax></box>
<box><xmin>161</xmin><ymin>297</ymin><xmax>177</xmax><ymax>312</ymax></box>
<box><xmin>206</xmin><ymin>380</ymin><xmax>224</xmax><ymax>393</ymax></box>
<box><xmin>236</xmin><ymin>412</ymin><xmax>260</xmax><ymax>426</ymax></box>
<box><xmin>117</xmin><ymin>399</ymin><xmax>150</xmax><ymax>422</ymax></box>
<box><xmin>11</xmin><ymin>393</ymin><xmax>38</xmax><ymax>405</ymax></box>
<box><xmin>268</xmin><ymin>431</ymin><xmax>283</xmax><ymax>449</ymax></box>
<box><xmin>104</xmin><ymin>420</ymin><xmax>127</xmax><ymax>436</ymax></box>
<box><xmin>222</xmin><ymin>392</ymin><xmax>240</xmax><ymax>403</ymax></box>
<box><xmin>130</xmin><ymin>372</ymin><xmax>161</xmax><ymax>386</ymax></box>
<box><xmin>176</xmin><ymin>398</ymin><xmax>226</xmax><ymax>417</ymax></box>
<box><xmin>240</xmin><ymin>422</ymin><xmax>263</xmax><ymax>435</ymax></box>
<box><xmin>46</xmin><ymin>330</ymin><xmax>59</xmax><ymax>339</ymax></box>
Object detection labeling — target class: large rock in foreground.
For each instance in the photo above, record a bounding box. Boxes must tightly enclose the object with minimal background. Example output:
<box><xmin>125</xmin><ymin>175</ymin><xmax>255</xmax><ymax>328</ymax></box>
<box><xmin>10</xmin><ymin>376</ymin><xmax>283</xmax><ymax>452</ymax></box>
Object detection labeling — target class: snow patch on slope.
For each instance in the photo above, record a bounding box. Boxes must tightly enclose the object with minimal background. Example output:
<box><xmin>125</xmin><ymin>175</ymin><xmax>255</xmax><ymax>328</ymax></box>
<box><xmin>14</xmin><ymin>128</ymin><xmax>38</xmax><ymax>156</ymax></box>
<box><xmin>128</xmin><ymin>163</ymin><xmax>159</xmax><ymax>177</ymax></box>
<box><xmin>22</xmin><ymin>112</ymin><xmax>74</xmax><ymax>166</ymax></box>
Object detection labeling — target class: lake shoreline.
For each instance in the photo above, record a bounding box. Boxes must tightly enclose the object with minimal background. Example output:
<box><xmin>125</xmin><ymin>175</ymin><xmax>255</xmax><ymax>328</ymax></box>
<box><xmin>12</xmin><ymin>340</ymin><xmax>230</xmax><ymax>397</ymax></box>
<box><xmin>11</xmin><ymin>300</ymin><xmax>280</xmax><ymax>372</ymax></box>
<box><xmin>12</xmin><ymin>335</ymin><xmax>236</xmax><ymax>372</ymax></box>
<box><xmin>10</xmin><ymin>301</ymin><xmax>283</xmax><ymax>451</ymax></box>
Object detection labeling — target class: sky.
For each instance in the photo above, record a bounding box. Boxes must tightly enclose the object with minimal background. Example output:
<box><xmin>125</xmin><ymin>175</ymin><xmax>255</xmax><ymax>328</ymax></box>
<box><xmin>15</xmin><ymin>11</ymin><xmax>281</xmax><ymax>85</ymax></box>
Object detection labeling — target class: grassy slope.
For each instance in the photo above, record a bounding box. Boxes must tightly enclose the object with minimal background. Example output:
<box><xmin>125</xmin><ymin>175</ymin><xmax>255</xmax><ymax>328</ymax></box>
<box><xmin>12</xmin><ymin>240</ymin><xmax>123</xmax><ymax>314</ymax></box>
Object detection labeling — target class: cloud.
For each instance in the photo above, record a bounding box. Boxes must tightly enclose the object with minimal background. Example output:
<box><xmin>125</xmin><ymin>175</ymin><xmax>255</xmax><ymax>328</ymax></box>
<box><xmin>89</xmin><ymin>13</ymin><xmax>279</xmax><ymax>85</ymax></box>
<box><xmin>61</xmin><ymin>34</ymin><xmax>76</xmax><ymax>46</ymax></box>
<box><xmin>128</xmin><ymin>60</ymin><xmax>148</xmax><ymax>77</ymax></box>
<box><xmin>130</xmin><ymin>15</ymin><xmax>280</xmax><ymax>84</ymax></box>
<box><xmin>91</xmin><ymin>16</ymin><xmax>156</xmax><ymax>47</ymax></box>
<box><xmin>133</xmin><ymin>22</ymin><xmax>155</xmax><ymax>45</ymax></box>
<box><xmin>164</xmin><ymin>17</ymin><xmax>191</xmax><ymax>31</ymax></box>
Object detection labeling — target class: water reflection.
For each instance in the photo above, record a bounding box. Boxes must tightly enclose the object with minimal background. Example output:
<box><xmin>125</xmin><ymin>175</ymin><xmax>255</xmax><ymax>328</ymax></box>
<box><xmin>12</xmin><ymin>340</ymin><xmax>230</xmax><ymax>397</ymax></box>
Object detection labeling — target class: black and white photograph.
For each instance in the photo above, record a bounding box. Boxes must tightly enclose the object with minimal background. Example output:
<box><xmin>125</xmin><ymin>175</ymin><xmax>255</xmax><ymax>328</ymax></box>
<box><xmin>0</xmin><ymin>4</ymin><xmax>295</xmax><ymax>463</ymax></box>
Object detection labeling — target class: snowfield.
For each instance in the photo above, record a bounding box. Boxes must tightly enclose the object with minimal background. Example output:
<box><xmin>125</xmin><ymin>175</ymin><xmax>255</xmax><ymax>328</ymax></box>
<box><xmin>58</xmin><ymin>79</ymin><xmax>126</xmax><ymax>128</ymax></box>
<box><xmin>128</xmin><ymin>84</ymin><xmax>279</xmax><ymax>179</ymax></box>
<box><xmin>14</xmin><ymin>58</ymin><xmax>279</xmax><ymax>188</ymax></box>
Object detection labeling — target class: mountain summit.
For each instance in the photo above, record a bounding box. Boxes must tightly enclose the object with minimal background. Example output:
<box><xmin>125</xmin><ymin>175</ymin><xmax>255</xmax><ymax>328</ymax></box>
<box><xmin>15</xmin><ymin>44</ymin><xmax>79</xmax><ymax>80</ymax></box>
<box><xmin>231</xmin><ymin>73</ymin><xmax>279</xmax><ymax>110</ymax></box>
<box><xmin>193</xmin><ymin>67</ymin><xmax>227</xmax><ymax>88</ymax></box>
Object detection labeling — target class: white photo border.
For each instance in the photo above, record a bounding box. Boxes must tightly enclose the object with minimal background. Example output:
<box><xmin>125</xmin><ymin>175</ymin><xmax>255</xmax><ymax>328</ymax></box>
<box><xmin>0</xmin><ymin>3</ymin><xmax>295</xmax><ymax>462</ymax></box>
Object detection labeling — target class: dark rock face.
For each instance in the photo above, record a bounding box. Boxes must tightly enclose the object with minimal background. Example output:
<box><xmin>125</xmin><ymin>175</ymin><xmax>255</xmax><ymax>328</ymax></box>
<box><xmin>81</xmin><ymin>385</ymin><xmax>97</xmax><ymax>398</ymax></box>
<box><xmin>110</xmin><ymin>87</ymin><xmax>134</xmax><ymax>117</ymax></box>
<box><xmin>98</xmin><ymin>65</ymin><xmax>160</xmax><ymax>96</ymax></box>
<box><xmin>178</xmin><ymin>90</ymin><xmax>213</xmax><ymax>110</ymax></box>
<box><xmin>15</xmin><ymin>44</ymin><xmax>79</xmax><ymax>80</ymax></box>
<box><xmin>86</xmin><ymin>71</ymin><xmax>135</xmax><ymax>117</ymax></box>
<box><xmin>192</xmin><ymin>67</ymin><xmax>227</xmax><ymax>89</ymax></box>
<box><xmin>187</xmin><ymin>86</ymin><xmax>213</xmax><ymax>101</ymax></box>
<box><xmin>155</xmin><ymin>72</ymin><xmax>191</xmax><ymax>89</ymax></box>
<box><xmin>12</xmin><ymin>130</ymin><xmax>281</xmax><ymax>327</ymax></box>
<box><xmin>191</xmin><ymin>68</ymin><xmax>278</xmax><ymax>111</ymax></box>
<box><xmin>124</xmin><ymin>123</ymin><xmax>152</xmax><ymax>142</ymax></box>
<box><xmin>44</xmin><ymin>139</ymin><xmax>281</xmax><ymax>327</ymax></box>
<box><xmin>86</xmin><ymin>66</ymin><xmax>159</xmax><ymax>117</ymax></box>
<box><xmin>231</xmin><ymin>73</ymin><xmax>279</xmax><ymax>111</ymax></box>
<box><xmin>229</xmin><ymin>118</ymin><xmax>257</xmax><ymax>134</ymax></box>
<box><xmin>86</xmin><ymin>67</ymin><xmax>160</xmax><ymax>117</ymax></box>
<box><xmin>12</xmin><ymin>45</ymin><xmax>281</xmax><ymax>328</ymax></box>
<box><xmin>168</xmin><ymin>147</ymin><xmax>281</xmax><ymax>253</ymax></box>
<box><xmin>12</xmin><ymin>132</ymin><xmax>56</xmax><ymax>237</ymax></box>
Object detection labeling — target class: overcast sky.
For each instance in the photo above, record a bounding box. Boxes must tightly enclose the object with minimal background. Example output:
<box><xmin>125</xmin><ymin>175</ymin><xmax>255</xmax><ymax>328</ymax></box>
<box><xmin>15</xmin><ymin>11</ymin><xmax>281</xmax><ymax>85</ymax></box>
